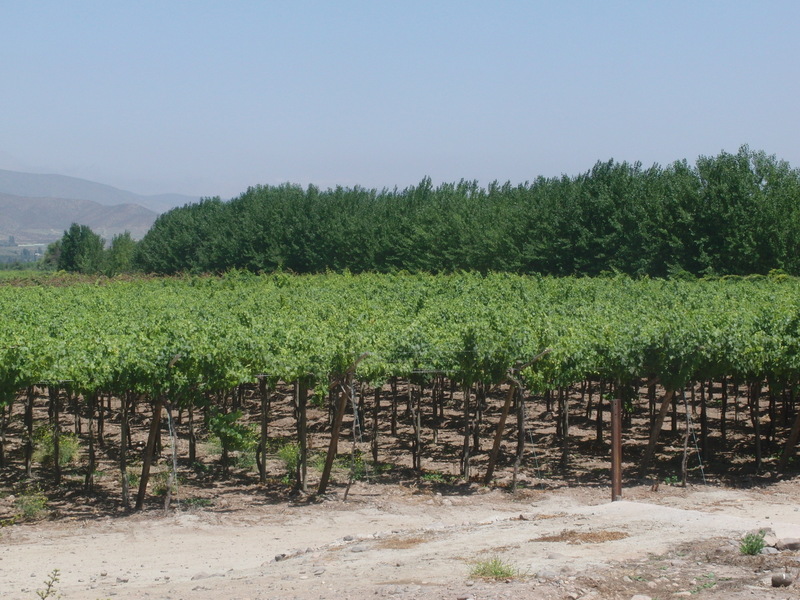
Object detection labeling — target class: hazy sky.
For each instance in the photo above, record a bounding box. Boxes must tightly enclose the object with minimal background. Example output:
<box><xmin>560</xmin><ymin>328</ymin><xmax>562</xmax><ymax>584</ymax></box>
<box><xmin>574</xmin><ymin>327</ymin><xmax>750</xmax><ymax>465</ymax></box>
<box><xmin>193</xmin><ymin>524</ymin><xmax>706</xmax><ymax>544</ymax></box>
<box><xmin>2</xmin><ymin>1</ymin><xmax>799</xmax><ymax>199</ymax></box>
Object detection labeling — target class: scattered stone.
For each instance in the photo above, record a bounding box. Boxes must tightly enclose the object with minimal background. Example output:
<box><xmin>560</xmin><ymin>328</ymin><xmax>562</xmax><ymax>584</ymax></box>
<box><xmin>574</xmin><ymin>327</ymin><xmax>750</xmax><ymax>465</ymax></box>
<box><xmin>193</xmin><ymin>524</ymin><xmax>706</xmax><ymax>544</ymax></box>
<box><xmin>456</xmin><ymin>595</ymin><xmax>474</xmax><ymax>600</ymax></box>
<box><xmin>343</xmin><ymin>535</ymin><xmax>354</xmax><ymax>541</ymax></box>
<box><xmin>116</xmin><ymin>577</ymin><xmax>129</xmax><ymax>583</ymax></box>
<box><xmin>761</xmin><ymin>546</ymin><xmax>779</xmax><ymax>555</ymax></box>
<box><xmin>762</xmin><ymin>530</ymin><xmax>778</xmax><ymax>547</ymax></box>
<box><xmin>350</xmin><ymin>544</ymin><xmax>369</xmax><ymax>552</ymax></box>
<box><xmin>274</xmin><ymin>553</ymin><xmax>287</xmax><ymax>562</ymax></box>
<box><xmin>547</xmin><ymin>552</ymin><xmax>565</xmax><ymax>560</ymax></box>
<box><xmin>536</xmin><ymin>569</ymin><xmax>558</xmax><ymax>580</ymax></box>
<box><xmin>771</xmin><ymin>572</ymin><xmax>793</xmax><ymax>587</ymax></box>
<box><xmin>776</xmin><ymin>538</ymin><xmax>800</xmax><ymax>551</ymax></box>
<box><xmin>630</xmin><ymin>595</ymin><xmax>652</xmax><ymax>600</ymax></box>
<box><xmin>190</xmin><ymin>572</ymin><xmax>223</xmax><ymax>580</ymax></box>
<box><xmin>313</xmin><ymin>568</ymin><xmax>326</xmax><ymax>576</ymax></box>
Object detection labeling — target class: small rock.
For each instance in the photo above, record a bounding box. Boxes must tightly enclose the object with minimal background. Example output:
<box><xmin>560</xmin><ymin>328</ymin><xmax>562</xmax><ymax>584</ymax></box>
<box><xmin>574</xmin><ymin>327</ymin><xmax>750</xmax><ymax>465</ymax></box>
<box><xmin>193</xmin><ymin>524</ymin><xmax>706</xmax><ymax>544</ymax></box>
<box><xmin>343</xmin><ymin>535</ymin><xmax>354</xmax><ymax>541</ymax></box>
<box><xmin>776</xmin><ymin>538</ymin><xmax>800</xmax><ymax>551</ymax></box>
<box><xmin>190</xmin><ymin>572</ymin><xmax>222</xmax><ymax>580</ymax></box>
<box><xmin>313</xmin><ymin>568</ymin><xmax>326</xmax><ymax>576</ymax></box>
<box><xmin>456</xmin><ymin>595</ymin><xmax>474</xmax><ymax>600</ymax></box>
<box><xmin>771</xmin><ymin>572</ymin><xmax>793</xmax><ymax>587</ymax></box>
<box><xmin>537</xmin><ymin>569</ymin><xmax>558</xmax><ymax>580</ymax></box>
<box><xmin>623</xmin><ymin>575</ymin><xmax>633</xmax><ymax>583</ymax></box>
<box><xmin>762</xmin><ymin>530</ymin><xmax>778</xmax><ymax>547</ymax></box>
<box><xmin>116</xmin><ymin>577</ymin><xmax>129</xmax><ymax>583</ymax></box>
<box><xmin>672</xmin><ymin>593</ymin><xmax>691</xmax><ymax>597</ymax></box>
<box><xmin>350</xmin><ymin>544</ymin><xmax>369</xmax><ymax>552</ymax></box>
<box><xmin>274</xmin><ymin>553</ymin><xmax>287</xmax><ymax>562</ymax></box>
<box><xmin>761</xmin><ymin>546</ymin><xmax>779</xmax><ymax>555</ymax></box>
<box><xmin>630</xmin><ymin>595</ymin><xmax>652</xmax><ymax>600</ymax></box>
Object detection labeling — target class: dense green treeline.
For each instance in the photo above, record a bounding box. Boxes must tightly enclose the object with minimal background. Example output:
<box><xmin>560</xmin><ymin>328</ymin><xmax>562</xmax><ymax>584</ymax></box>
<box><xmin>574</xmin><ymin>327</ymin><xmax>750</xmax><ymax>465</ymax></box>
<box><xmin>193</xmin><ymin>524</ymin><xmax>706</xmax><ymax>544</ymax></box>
<box><xmin>134</xmin><ymin>146</ymin><xmax>800</xmax><ymax>277</ymax></box>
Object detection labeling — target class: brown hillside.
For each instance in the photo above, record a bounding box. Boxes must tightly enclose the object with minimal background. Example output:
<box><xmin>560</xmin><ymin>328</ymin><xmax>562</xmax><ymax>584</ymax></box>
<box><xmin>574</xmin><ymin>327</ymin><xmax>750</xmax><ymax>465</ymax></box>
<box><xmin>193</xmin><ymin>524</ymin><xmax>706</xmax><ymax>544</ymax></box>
<box><xmin>0</xmin><ymin>193</ymin><xmax>157</xmax><ymax>244</ymax></box>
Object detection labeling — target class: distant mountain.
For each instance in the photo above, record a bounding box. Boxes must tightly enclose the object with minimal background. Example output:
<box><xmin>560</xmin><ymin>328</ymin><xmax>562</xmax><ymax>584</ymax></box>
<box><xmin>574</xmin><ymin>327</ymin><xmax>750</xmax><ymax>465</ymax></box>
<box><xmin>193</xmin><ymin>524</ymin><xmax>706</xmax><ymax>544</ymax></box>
<box><xmin>0</xmin><ymin>192</ymin><xmax>158</xmax><ymax>245</ymax></box>
<box><xmin>0</xmin><ymin>169</ymin><xmax>199</xmax><ymax>214</ymax></box>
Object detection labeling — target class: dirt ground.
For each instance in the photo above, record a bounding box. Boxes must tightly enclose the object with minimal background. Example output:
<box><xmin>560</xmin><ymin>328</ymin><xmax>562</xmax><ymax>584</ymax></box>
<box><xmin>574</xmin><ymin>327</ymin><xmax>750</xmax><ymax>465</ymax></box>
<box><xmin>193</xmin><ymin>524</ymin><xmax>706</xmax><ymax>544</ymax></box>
<box><xmin>2</xmin><ymin>382</ymin><xmax>800</xmax><ymax>599</ymax></box>
<box><xmin>2</xmin><ymin>479</ymin><xmax>800</xmax><ymax>600</ymax></box>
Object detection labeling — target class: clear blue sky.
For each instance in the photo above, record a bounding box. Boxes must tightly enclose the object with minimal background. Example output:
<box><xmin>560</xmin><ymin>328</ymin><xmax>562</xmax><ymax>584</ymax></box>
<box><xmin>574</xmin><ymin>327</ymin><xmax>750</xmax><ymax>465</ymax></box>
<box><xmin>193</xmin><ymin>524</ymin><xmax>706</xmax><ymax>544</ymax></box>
<box><xmin>2</xmin><ymin>1</ymin><xmax>798</xmax><ymax>199</ymax></box>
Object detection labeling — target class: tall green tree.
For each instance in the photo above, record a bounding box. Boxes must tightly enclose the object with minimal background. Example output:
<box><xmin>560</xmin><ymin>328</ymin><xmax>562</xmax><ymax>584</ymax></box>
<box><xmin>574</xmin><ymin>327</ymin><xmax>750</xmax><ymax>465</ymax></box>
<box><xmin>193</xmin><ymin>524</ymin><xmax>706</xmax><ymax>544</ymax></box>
<box><xmin>105</xmin><ymin>231</ymin><xmax>137</xmax><ymax>276</ymax></box>
<box><xmin>57</xmin><ymin>223</ymin><xmax>105</xmax><ymax>273</ymax></box>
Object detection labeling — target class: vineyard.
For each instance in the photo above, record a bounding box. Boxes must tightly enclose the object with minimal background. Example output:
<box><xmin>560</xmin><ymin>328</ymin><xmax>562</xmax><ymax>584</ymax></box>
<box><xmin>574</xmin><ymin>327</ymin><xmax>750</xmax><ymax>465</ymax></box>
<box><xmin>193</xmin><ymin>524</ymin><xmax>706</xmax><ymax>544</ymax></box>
<box><xmin>2</xmin><ymin>271</ymin><xmax>800</xmax><ymax>516</ymax></box>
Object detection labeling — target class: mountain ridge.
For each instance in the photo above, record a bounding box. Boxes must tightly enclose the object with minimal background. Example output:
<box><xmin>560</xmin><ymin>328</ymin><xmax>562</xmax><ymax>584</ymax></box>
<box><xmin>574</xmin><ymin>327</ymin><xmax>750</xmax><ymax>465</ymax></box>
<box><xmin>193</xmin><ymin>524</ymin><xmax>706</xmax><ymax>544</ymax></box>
<box><xmin>0</xmin><ymin>169</ymin><xmax>199</xmax><ymax>214</ymax></box>
<box><xmin>0</xmin><ymin>192</ymin><xmax>158</xmax><ymax>244</ymax></box>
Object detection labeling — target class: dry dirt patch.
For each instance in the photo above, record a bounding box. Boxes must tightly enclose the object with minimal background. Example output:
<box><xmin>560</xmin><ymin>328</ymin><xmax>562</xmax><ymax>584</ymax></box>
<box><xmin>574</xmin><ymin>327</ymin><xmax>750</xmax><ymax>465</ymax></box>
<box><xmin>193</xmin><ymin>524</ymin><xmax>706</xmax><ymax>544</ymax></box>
<box><xmin>531</xmin><ymin>528</ymin><xmax>629</xmax><ymax>544</ymax></box>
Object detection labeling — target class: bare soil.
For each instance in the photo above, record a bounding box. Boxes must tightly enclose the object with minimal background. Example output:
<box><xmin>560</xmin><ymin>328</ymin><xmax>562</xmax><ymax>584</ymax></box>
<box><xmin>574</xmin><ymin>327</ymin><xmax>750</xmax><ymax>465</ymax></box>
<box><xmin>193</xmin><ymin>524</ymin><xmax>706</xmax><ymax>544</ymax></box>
<box><xmin>1</xmin><ymin>382</ymin><xmax>800</xmax><ymax>599</ymax></box>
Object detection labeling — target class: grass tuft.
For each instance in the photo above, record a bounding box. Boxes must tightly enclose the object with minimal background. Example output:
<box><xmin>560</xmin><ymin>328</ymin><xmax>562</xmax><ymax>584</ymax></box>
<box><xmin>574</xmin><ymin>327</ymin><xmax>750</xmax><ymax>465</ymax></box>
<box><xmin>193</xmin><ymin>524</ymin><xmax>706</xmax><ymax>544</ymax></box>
<box><xmin>14</xmin><ymin>488</ymin><xmax>48</xmax><ymax>521</ymax></box>
<box><xmin>469</xmin><ymin>555</ymin><xmax>521</xmax><ymax>580</ymax></box>
<box><xmin>739</xmin><ymin>530</ymin><xmax>767</xmax><ymax>555</ymax></box>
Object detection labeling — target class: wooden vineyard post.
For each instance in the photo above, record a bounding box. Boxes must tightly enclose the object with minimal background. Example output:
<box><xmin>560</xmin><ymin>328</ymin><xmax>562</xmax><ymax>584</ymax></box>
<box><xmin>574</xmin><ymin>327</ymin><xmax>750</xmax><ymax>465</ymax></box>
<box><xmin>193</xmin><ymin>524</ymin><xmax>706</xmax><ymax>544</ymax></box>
<box><xmin>25</xmin><ymin>386</ymin><xmax>34</xmax><ymax>477</ymax></box>
<box><xmin>484</xmin><ymin>384</ymin><xmax>516</xmax><ymax>485</ymax></box>
<box><xmin>318</xmin><ymin>353</ymin><xmax>369</xmax><ymax>496</ymax></box>
<box><xmin>611</xmin><ymin>395</ymin><xmax>622</xmax><ymax>501</ymax></box>
<box><xmin>135</xmin><ymin>395</ymin><xmax>164</xmax><ymax>511</ymax></box>
<box><xmin>640</xmin><ymin>388</ymin><xmax>675</xmax><ymax>470</ymax></box>
<box><xmin>318</xmin><ymin>378</ymin><xmax>349</xmax><ymax>496</ymax></box>
<box><xmin>50</xmin><ymin>386</ymin><xmax>61</xmax><ymax>486</ymax></box>
<box><xmin>257</xmin><ymin>375</ymin><xmax>270</xmax><ymax>484</ymax></box>
<box><xmin>297</xmin><ymin>379</ymin><xmax>308</xmax><ymax>493</ymax></box>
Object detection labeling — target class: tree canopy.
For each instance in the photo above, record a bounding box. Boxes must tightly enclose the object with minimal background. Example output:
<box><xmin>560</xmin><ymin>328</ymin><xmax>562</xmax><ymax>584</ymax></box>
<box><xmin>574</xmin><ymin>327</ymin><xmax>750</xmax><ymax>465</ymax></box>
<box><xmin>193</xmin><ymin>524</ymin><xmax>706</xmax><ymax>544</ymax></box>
<box><xmin>133</xmin><ymin>147</ymin><xmax>800</xmax><ymax>278</ymax></box>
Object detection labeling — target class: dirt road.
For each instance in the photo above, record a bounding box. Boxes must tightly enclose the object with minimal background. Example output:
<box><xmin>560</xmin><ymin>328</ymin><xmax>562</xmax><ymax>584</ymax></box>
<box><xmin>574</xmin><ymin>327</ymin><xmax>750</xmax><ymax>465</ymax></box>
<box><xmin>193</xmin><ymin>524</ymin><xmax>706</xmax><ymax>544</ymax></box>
<box><xmin>3</xmin><ymin>480</ymin><xmax>800</xmax><ymax>600</ymax></box>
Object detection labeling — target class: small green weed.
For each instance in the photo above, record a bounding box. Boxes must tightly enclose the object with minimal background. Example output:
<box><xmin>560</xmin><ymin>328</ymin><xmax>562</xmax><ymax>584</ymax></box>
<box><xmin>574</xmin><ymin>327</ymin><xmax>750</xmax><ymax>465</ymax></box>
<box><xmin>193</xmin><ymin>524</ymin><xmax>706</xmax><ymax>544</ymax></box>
<box><xmin>342</xmin><ymin>450</ymin><xmax>369</xmax><ymax>481</ymax></box>
<box><xmin>121</xmin><ymin>469</ymin><xmax>140</xmax><ymax>490</ymax></box>
<box><xmin>691</xmin><ymin>572</ymin><xmax>719</xmax><ymax>593</ymax></box>
<box><xmin>14</xmin><ymin>488</ymin><xmax>48</xmax><ymax>521</ymax></box>
<box><xmin>739</xmin><ymin>530</ymin><xmax>767</xmax><ymax>555</ymax></box>
<box><xmin>310</xmin><ymin>450</ymin><xmax>328</xmax><ymax>473</ymax></box>
<box><xmin>32</xmin><ymin>427</ymin><xmax>80</xmax><ymax>467</ymax></box>
<box><xmin>663</xmin><ymin>474</ymin><xmax>680</xmax><ymax>486</ymax></box>
<box><xmin>469</xmin><ymin>556</ymin><xmax>521</xmax><ymax>580</ymax></box>
<box><xmin>277</xmin><ymin>442</ymin><xmax>300</xmax><ymax>475</ymax></box>
<box><xmin>191</xmin><ymin>460</ymin><xmax>210</xmax><ymax>474</ymax></box>
<box><xmin>35</xmin><ymin>568</ymin><xmax>60</xmax><ymax>599</ymax></box>
<box><xmin>421</xmin><ymin>471</ymin><xmax>452</xmax><ymax>483</ymax></box>
<box><xmin>184</xmin><ymin>497</ymin><xmax>213</xmax><ymax>508</ymax></box>
<box><xmin>150</xmin><ymin>471</ymin><xmax>181</xmax><ymax>497</ymax></box>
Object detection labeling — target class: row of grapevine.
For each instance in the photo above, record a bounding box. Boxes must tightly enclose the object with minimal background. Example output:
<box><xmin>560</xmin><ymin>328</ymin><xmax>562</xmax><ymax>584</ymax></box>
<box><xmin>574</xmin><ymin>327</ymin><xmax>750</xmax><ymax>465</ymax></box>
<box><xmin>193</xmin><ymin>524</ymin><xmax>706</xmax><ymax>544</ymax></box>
<box><xmin>2</xmin><ymin>272</ymin><xmax>800</xmax><ymax>505</ymax></box>
<box><xmin>3</xmin><ymin>272</ymin><xmax>800</xmax><ymax>403</ymax></box>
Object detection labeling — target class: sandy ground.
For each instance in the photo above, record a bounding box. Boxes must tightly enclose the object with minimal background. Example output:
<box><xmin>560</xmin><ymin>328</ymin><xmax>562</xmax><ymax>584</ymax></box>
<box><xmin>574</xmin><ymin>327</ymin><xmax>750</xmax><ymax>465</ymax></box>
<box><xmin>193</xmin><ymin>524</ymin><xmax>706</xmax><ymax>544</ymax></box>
<box><xmin>3</xmin><ymin>479</ymin><xmax>800</xmax><ymax>600</ymax></box>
